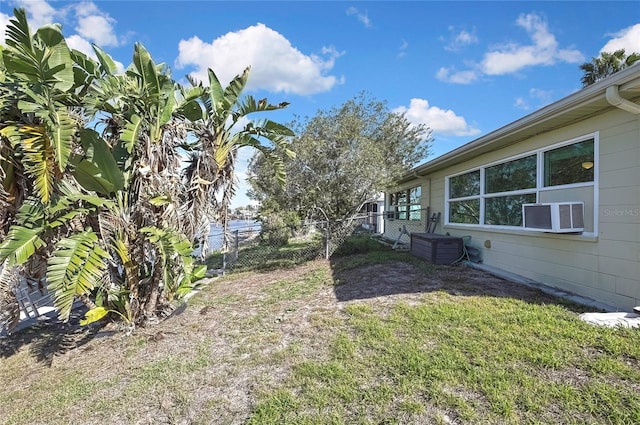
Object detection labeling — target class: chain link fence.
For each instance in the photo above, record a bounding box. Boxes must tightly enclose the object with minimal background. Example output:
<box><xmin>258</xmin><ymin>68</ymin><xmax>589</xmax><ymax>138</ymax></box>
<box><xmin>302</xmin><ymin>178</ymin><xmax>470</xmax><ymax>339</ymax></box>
<box><xmin>202</xmin><ymin>214</ymin><xmax>379</xmax><ymax>274</ymax></box>
<box><xmin>2</xmin><ymin>213</ymin><xmax>389</xmax><ymax>334</ymax></box>
<box><xmin>4</xmin><ymin>208</ymin><xmax>436</xmax><ymax>331</ymax></box>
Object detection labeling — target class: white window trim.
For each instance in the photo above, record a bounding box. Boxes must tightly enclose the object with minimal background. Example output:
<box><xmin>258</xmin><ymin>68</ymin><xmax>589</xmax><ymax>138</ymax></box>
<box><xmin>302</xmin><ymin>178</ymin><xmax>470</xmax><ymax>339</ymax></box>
<box><xmin>444</xmin><ymin>132</ymin><xmax>599</xmax><ymax>237</ymax></box>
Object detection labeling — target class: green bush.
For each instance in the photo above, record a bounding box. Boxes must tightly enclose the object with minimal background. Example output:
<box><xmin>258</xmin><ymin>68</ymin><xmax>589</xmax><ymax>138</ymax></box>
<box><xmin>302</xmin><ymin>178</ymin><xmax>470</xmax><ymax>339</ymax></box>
<box><xmin>262</xmin><ymin>227</ymin><xmax>290</xmax><ymax>246</ymax></box>
<box><xmin>259</xmin><ymin>214</ymin><xmax>293</xmax><ymax>246</ymax></box>
<box><xmin>333</xmin><ymin>234</ymin><xmax>390</xmax><ymax>257</ymax></box>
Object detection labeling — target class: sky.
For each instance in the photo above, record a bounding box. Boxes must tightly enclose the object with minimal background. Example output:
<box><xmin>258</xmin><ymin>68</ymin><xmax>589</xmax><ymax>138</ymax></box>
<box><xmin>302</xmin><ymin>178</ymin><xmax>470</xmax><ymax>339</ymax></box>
<box><xmin>1</xmin><ymin>0</ymin><xmax>639</xmax><ymax>208</ymax></box>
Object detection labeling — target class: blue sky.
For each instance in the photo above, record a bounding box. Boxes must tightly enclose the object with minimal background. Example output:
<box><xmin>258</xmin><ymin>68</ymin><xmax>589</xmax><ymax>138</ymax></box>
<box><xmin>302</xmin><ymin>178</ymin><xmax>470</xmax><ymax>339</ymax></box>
<box><xmin>2</xmin><ymin>1</ymin><xmax>639</xmax><ymax>207</ymax></box>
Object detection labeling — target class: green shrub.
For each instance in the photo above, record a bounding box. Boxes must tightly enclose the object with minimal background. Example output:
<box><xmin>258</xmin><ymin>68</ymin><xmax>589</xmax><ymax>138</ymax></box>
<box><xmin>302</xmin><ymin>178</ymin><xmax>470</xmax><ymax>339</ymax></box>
<box><xmin>333</xmin><ymin>234</ymin><xmax>390</xmax><ymax>257</ymax></box>
<box><xmin>260</xmin><ymin>214</ymin><xmax>294</xmax><ymax>246</ymax></box>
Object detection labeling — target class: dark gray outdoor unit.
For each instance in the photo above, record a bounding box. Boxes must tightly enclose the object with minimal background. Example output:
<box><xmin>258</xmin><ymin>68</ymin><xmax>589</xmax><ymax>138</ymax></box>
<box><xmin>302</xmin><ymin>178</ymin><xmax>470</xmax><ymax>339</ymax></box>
<box><xmin>410</xmin><ymin>233</ymin><xmax>463</xmax><ymax>265</ymax></box>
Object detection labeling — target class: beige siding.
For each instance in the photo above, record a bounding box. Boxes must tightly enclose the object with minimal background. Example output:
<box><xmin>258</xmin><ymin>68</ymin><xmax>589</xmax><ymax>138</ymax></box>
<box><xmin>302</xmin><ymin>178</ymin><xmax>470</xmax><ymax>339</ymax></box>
<box><xmin>392</xmin><ymin>107</ymin><xmax>640</xmax><ymax>310</ymax></box>
<box><xmin>600</xmin><ymin>186</ymin><xmax>640</xmax><ymax>206</ymax></box>
<box><xmin>599</xmin><ymin>222</ymin><xmax>640</xmax><ymax>243</ymax></box>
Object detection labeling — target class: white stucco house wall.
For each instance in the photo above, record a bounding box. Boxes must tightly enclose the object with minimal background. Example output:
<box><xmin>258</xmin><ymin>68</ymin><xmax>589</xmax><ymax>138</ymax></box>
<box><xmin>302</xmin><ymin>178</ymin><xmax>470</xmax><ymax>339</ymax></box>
<box><xmin>384</xmin><ymin>65</ymin><xmax>640</xmax><ymax>310</ymax></box>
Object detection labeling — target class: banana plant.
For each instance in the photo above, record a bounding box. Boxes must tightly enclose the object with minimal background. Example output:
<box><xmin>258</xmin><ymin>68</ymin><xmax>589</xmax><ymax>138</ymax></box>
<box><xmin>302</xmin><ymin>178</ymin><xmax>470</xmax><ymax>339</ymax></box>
<box><xmin>1</xmin><ymin>8</ymin><xmax>294</xmax><ymax>330</ymax></box>
<box><xmin>0</xmin><ymin>9</ymin><xmax>124</xmax><ymax>326</ymax></box>
<box><xmin>87</xmin><ymin>42</ymin><xmax>204</xmax><ymax>318</ymax></box>
<box><xmin>0</xmin><ymin>259</ymin><xmax>21</xmax><ymax>332</ymax></box>
<box><xmin>1</xmin><ymin>8</ymin><xmax>76</xmax><ymax>206</ymax></box>
<box><xmin>185</xmin><ymin>67</ymin><xmax>295</xmax><ymax>253</ymax></box>
<box><xmin>140</xmin><ymin>226</ymin><xmax>207</xmax><ymax>300</ymax></box>
<box><xmin>0</xmin><ymin>188</ymin><xmax>116</xmax><ymax>322</ymax></box>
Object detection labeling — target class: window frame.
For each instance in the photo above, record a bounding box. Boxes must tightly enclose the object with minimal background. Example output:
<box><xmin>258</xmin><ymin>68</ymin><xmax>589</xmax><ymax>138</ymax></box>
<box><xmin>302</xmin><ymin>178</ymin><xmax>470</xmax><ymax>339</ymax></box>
<box><xmin>388</xmin><ymin>185</ymin><xmax>422</xmax><ymax>221</ymax></box>
<box><xmin>445</xmin><ymin>133</ymin><xmax>598</xmax><ymax>234</ymax></box>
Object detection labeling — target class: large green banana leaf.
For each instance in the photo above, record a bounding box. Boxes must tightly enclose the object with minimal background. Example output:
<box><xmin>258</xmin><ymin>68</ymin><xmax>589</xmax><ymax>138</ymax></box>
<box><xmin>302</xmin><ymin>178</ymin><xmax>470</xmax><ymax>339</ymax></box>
<box><xmin>47</xmin><ymin>230</ymin><xmax>111</xmax><ymax>321</ymax></box>
<box><xmin>50</xmin><ymin>109</ymin><xmax>74</xmax><ymax>172</ymax></box>
<box><xmin>0</xmin><ymin>225</ymin><xmax>46</xmax><ymax>266</ymax></box>
<box><xmin>3</xmin><ymin>9</ymin><xmax>74</xmax><ymax>92</ymax></box>
<box><xmin>72</xmin><ymin>158</ymin><xmax>117</xmax><ymax>195</ymax></box>
<box><xmin>77</xmin><ymin>129</ymin><xmax>125</xmax><ymax>192</ymax></box>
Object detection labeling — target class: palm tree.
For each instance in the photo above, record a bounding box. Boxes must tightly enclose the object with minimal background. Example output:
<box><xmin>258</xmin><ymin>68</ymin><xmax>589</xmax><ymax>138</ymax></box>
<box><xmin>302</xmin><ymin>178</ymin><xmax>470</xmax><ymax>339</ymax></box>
<box><xmin>580</xmin><ymin>49</ymin><xmax>640</xmax><ymax>87</ymax></box>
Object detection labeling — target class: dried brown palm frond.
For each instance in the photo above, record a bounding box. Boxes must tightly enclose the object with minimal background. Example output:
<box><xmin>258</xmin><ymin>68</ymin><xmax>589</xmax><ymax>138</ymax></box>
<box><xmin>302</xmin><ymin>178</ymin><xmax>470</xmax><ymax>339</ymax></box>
<box><xmin>0</xmin><ymin>260</ymin><xmax>21</xmax><ymax>333</ymax></box>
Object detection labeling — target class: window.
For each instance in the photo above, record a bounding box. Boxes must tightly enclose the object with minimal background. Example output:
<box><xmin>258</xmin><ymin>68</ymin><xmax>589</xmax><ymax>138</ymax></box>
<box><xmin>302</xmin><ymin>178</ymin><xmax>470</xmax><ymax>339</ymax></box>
<box><xmin>446</xmin><ymin>135</ymin><xmax>596</xmax><ymax>229</ymax></box>
<box><xmin>449</xmin><ymin>170</ymin><xmax>480</xmax><ymax>198</ymax></box>
<box><xmin>409</xmin><ymin>186</ymin><xmax>422</xmax><ymax>220</ymax></box>
<box><xmin>389</xmin><ymin>185</ymin><xmax>422</xmax><ymax>220</ymax></box>
<box><xmin>483</xmin><ymin>155</ymin><xmax>537</xmax><ymax>226</ymax></box>
<box><xmin>447</xmin><ymin>170</ymin><xmax>480</xmax><ymax>224</ymax></box>
<box><xmin>485</xmin><ymin>194</ymin><xmax>536</xmax><ymax>226</ymax></box>
<box><xmin>449</xmin><ymin>199</ymin><xmax>480</xmax><ymax>224</ymax></box>
<box><xmin>544</xmin><ymin>139</ymin><xmax>594</xmax><ymax>187</ymax></box>
<box><xmin>485</xmin><ymin>155</ymin><xmax>536</xmax><ymax>193</ymax></box>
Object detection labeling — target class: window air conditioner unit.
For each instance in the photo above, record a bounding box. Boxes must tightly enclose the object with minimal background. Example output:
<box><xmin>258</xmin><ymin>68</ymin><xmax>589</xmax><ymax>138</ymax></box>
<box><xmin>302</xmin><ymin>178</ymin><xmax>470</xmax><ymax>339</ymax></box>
<box><xmin>522</xmin><ymin>202</ymin><xmax>584</xmax><ymax>233</ymax></box>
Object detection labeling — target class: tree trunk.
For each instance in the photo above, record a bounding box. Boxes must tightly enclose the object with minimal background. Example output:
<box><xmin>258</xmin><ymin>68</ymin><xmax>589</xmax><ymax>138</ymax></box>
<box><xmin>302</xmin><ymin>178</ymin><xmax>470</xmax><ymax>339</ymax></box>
<box><xmin>143</xmin><ymin>259</ymin><xmax>163</xmax><ymax>320</ymax></box>
<box><xmin>79</xmin><ymin>293</ymin><xmax>97</xmax><ymax>310</ymax></box>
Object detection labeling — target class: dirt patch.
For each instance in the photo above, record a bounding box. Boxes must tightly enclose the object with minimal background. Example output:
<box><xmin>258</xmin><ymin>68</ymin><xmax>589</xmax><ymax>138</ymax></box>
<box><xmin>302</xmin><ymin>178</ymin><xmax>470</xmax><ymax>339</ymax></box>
<box><xmin>332</xmin><ymin>261</ymin><xmax>563</xmax><ymax>306</ymax></box>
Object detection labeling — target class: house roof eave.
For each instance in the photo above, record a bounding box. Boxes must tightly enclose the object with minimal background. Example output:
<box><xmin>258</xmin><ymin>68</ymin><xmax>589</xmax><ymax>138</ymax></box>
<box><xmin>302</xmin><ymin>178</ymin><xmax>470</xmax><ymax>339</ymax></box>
<box><xmin>400</xmin><ymin>65</ymin><xmax>640</xmax><ymax>183</ymax></box>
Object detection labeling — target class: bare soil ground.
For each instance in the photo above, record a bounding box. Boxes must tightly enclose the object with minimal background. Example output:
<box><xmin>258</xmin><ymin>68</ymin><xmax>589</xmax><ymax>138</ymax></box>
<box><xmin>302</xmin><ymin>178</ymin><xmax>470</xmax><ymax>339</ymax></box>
<box><xmin>0</xmin><ymin>257</ymin><xmax>594</xmax><ymax>424</ymax></box>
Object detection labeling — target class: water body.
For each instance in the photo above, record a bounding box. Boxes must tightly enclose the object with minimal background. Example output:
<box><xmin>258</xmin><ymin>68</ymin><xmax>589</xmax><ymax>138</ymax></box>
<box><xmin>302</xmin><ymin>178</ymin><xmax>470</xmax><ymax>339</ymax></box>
<box><xmin>206</xmin><ymin>220</ymin><xmax>262</xmax><ymax>251</ymax></box>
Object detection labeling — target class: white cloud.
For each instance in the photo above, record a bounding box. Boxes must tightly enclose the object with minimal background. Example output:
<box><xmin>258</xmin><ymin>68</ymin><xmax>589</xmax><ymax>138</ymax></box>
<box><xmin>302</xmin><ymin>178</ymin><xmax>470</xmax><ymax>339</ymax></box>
<box><xmin>1</xmin><ymin>12</ymin><xmax>9</xmax><ymax>45</ymax></box>
<box><xmin>439</xmin><ymin>13</ymin><xmax>584</xmax><ymax>84</ymax></box>
<box><xmin>481</xmin><ymin>13</ymin><xmax>583</xmax><ymax>75</ymax></box>
<box><xmin>436</xmin><ymin>67</ymin><xmax>479</xmax><ymax>84</ymax></box>
<box><xmin>600</xmin><ymin>23</ymin><xmax>640</xmax><ymax>54</ymax></box>
<box><xmin>176</xmin><ymin>23</ymin><xmax>344</xmax><ymax>95</ymax></box>
<box><xmin>529</xmin><ymin>87</ymin><xmax>553</xmax><ymax>104</ymax></box>
<box><xmin>442</xmin><ymin>26</ymin><xmax>478</xmax><ymax>51</ymax></box>
<box><xmin>346</xmin><ymin>7</ymin><xmax>372</xmax><ymax>28</ymax></box>
<box><xmin>455</xmin><ymin>30</ymin><xmax>477</xmax><ymax>45</ymax></box>
<box><xmin>393</xmin><ymin>98</ymin><xmax>481</xmax><ymax>137</ymax></box>
<box><xmin>397</xmin><ymin>39</ymin><xmax>408</xmax><ymax>59</ymax></box>
<box><xmin>74</xmin><ymin>1</ymin><xmax>101</xmax><ymax>17</ymax></box>
<box><xmin>514</xmin><ymin>87</ymin><xmax>554</xmax><ymax>111</ymax></box>
<box><xmin>66</xmin><ymin>34</ymin><xmax>94</xmax><ymax>55</ymax></box>
<box><xmin>75</xmin><ymin>14</ymin><xmax>118</xmax><ymax>46</ymax></box>
<box><xmin>3</xmin><ymin>0</ymin><xmax>124</xmax><ymax>64</ymax></box>
<box><xmin>73</xmin><ymin>1</ymin><xmax>119</xmax><ymax>46</ymax></box>
<box><xmin>13</xmin><ymin>0</ymin><xmax>59</xmax><ymax>28</ymax></box>
<box><xmin>514</xmin><ymin>97</ymin><xmax>529</xmax><ymax>111</ymax></box>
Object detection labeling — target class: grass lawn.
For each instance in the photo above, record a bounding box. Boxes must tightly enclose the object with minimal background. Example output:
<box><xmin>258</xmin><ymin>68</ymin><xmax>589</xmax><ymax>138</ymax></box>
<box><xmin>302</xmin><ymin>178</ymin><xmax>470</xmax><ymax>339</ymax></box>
<box><xmin>1</xmin><ymin>245</ymin><xmax>640</xmax><ymax>424</ymax></box>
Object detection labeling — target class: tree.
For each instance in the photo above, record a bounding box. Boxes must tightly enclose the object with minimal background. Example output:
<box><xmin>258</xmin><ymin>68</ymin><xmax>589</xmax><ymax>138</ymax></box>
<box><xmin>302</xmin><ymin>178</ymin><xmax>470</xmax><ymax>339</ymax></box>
<box><xmin>579</xmin><ymin>49</ymin><xmax>640</xmax><ymax>87</ymax></box>
<box><xmin>0</xmin><ymin>9</ymin><xmax>115</xmax><ymax>324</ymax></box>
<box><xmin>248</xmin><ymin>93</ymin><xmax>431</xmax><ymax>223</ymax></box>
<box><xmin>183</xmin><ymin>68</ymin><xmax>294</xmax><ymax>253</ymax></box>
<box><xmin>0</xmin><ymin>8</ymin><xmax>291</xmax><ymax>331</ymax></box>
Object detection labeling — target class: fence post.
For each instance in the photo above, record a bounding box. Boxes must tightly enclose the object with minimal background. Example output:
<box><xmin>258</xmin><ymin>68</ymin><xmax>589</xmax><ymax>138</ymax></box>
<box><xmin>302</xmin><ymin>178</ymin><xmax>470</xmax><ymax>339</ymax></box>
<box><xmin>222</xmin><ymin>250</ymin><xmax>226</xmax><ymax>275</ymax></box>
<box><xmin>234</xmin><ymin>229</ymin><xmax>240</xmax><ymax>261</ymax></box>
<box><xmin>325</xmin><ymin>220</ymin><xmax>330</xmax><ymax>260</ymax></box>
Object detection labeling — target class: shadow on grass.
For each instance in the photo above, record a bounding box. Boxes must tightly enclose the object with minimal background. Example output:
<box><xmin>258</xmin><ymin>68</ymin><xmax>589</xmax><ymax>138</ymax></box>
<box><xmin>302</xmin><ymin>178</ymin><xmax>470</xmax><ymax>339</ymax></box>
<box><xmin>328</xmin><ymin>235</ymin><xmax>592</xmax><ymax>313</ymax></box>
<box><xmin>200</xmin><ymin>232</ymin><xmax>593</xmax><ymax>313</ymax></box>
<box><xmin>0</xmin><ymin>308</ymin><xmax>105</xmax><ymax>364</ymax></box>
